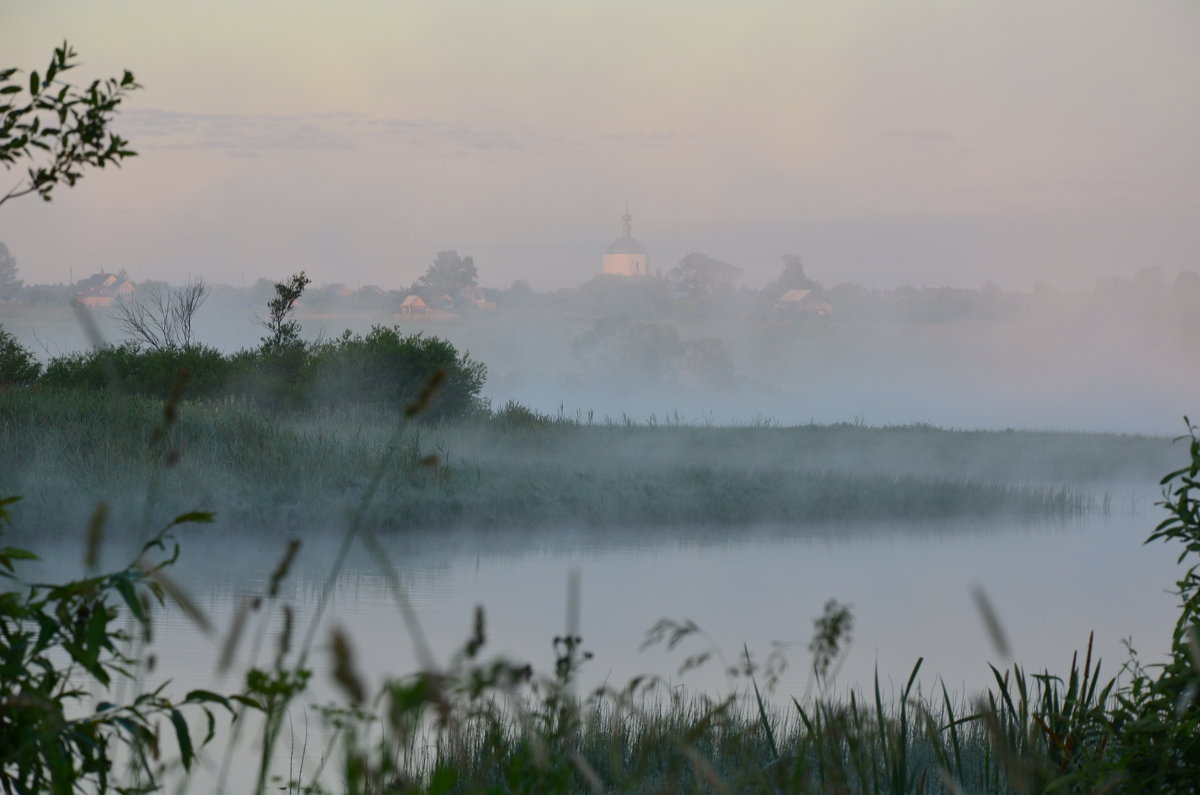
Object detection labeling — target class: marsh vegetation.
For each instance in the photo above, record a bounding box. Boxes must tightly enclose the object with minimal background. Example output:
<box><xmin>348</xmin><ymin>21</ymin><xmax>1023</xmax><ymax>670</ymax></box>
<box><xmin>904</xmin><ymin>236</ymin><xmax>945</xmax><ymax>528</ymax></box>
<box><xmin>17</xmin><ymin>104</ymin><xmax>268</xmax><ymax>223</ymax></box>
<box><xmin>1</xmin><ymin>312</ymin><xmax>1196</xmax><ymax>792</ymax></box>
<box><xmin>1</xmin><ymin>401</ymin><xmax>1197</xmax><ymax>792</ymax></box>
<box><xmin>5</xmin><ymin>307</ymin><xmax>1198</xmax><ymax>792</ymax></box>
<box><xmin>5</xmin><ymin>384</ymin><xmax>1172</xmax><ymax>536</ymax></box>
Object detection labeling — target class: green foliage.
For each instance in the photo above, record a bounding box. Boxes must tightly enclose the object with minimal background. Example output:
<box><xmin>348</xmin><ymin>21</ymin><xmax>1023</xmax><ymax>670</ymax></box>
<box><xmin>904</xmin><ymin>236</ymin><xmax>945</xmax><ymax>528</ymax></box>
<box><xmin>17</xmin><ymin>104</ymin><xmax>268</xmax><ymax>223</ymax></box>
<box><xmin>572</xmin><ymin>315</ymin><xmax>734</xmax><ymax>388</ymax></box>
<box><xmin>415</xmin><ymin>250</ymin><xmax>478</xmax><ymax>302</ymax></box>
<box><xmin>573</xmin><ymin>316</ymin><xmax>682</xmax><ymax>385</ymax></box>
<box><xmin>249</xmin><ymin>418</ymin><xmax>1200</xmax><ymax>792</ymax></box>
<box><xmin>307</xmin><ymin>326</ymin><xmax>488</xmax><ymax>420</ymax></box>
<box><xmin>0</xmin><ymin>242</ymin><xmax>20</xmax><ymax>299</ymax></box>
<box><xmin>22</xmin><ymin>283</ymin><xmax>74</xmax><ymax>308</ymax></box>
<box><xmin>775</xmin><ymin>253</ymin><xmax>819</xmax><ymax>293</ymax></box>
<box><xmin>0</xmin><ymin>499</ymin><xmax>230</xmax><ymax>793</ymax></box>
<box><xmin>810</xmin><ymin>599</ymin><xmax>854</xmax><ymax>686</ymax></box>
<box><xmin>0</xmin><ymin>42</ymin><xmax>140</xmax><ymax>208</ymax></box>
<box><xmin>0</xmin><ymin>325</ymin><xmax>41</xmax><ymax>386</ymax></box>
<box><xmin>491</xmin><ymin>399</ymin><xmax>556</xmax><ymax>431</ymax></box>
<box><xmin>32</xmin><ymin>320</ymin><xmax>488</xmax><ymax>420</ymax></box>
<box><xmin>40</xmin><ymin>341</ymin><xmax>232</xmax><ymax>400</ymax></box>
<box><xmin>669</xmin><ymin>251</ymin><xmax>742</xmax><ymax>317</ymax></box>
<box><xmin>226</xmin><ymin>344</ymin><xmax>312</xmax><ymax>410</ymax></box>
<box><xmin>260</xmin><ymin>271</ymin><xmax>311</xmax><ymax>353</ymax></box>
<box><xmin>570</xmin><ymin>273</ymin><xmax>673</xmax><ymax>319</ymax></box>
<box><xmin>1086</xmin><ymin>419</ymin><xmax>1200</xmax><ymax>790</ymax></box>
<box><xmin>1</xmin><ymin>392</ymin><xmax>1110</xmax><ymax>536</ymax></box>
<box><xmin>1</xmin><ymin>383</ymin><xmax>1198</xmax><ymax>791</ymax></box>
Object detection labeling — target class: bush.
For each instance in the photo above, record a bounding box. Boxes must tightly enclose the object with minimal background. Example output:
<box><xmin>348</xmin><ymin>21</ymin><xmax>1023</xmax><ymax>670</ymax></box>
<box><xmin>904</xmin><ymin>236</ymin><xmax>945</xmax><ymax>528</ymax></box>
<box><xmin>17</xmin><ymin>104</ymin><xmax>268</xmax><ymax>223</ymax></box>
<box><xmin>41</xmin><ymin>343</ymin><xmax>232</xmax><ymax>400</ymax></box>
<box><xmin>1090</xmin><ymin>421</ymin><xmax>1200</xmax><ymax>788</ymax></box>
<box><xmin>33</xmin><ymin>328</ymin><xmax>488</xmax><ymax>422</ymax></box>
<box><xmin>0</xmin><ymin>325</ymin><xmax>41</xmax><ymax>387</ymax></box>
<box><xmin>307</xmin><ymin>326</ymin><xmax>487</xmax><ymax>421</ymax></box>
<box><xmin>223</xmin><ymin>345</ymin><xmax>312</xmax><ymax>410</ymax></box>
<box><xmin>0</xmin><ymin>499</ymin><xmax>230</xmax><ymax>792</ymax></box>
<box><xmin>491</xmin><ymin>399</ymin><xmax>555</xmax><ymax>430</ymax></box>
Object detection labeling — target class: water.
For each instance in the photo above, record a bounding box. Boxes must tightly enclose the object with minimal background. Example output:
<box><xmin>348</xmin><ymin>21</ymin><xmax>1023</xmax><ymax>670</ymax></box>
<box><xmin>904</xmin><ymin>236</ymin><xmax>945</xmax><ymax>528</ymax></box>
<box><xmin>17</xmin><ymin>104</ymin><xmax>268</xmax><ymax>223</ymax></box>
<box><xmin>138</xmin><ymin>506</ymin><xmax>1180</xmax><ymax>700</ymax></box>
<box><xmin>14</xmin><ymin>502</ymin><xmax>1182</xmax><ymax>789</ymax></box>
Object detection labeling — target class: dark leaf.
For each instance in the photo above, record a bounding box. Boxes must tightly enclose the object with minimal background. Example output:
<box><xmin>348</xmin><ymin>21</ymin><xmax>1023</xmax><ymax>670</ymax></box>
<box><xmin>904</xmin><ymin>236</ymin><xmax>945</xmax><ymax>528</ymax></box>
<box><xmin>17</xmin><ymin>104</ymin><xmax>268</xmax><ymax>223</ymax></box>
<box><xmin>170</xmin><ymin>708</ymin><xmax>194</xmax><ymax>770</ymax></box>
<box><xmin>114</xmin><ymin>575</ymin><xmax>146</xmax><ymax>623</ymax></box>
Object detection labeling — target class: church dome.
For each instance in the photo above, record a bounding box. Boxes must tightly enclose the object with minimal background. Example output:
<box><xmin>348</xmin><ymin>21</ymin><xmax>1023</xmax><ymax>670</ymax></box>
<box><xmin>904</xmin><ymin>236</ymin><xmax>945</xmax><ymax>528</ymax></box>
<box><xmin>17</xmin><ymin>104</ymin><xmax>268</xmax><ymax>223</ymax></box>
<box><xmin>605</xmin><ymin>235</ymin><xmax>645</xmax><ymax>255</ymax></box>
<box><xmin>601</xmin><ymin>204</ymin><xmax>649</xmax><ymax>276</ymax></box>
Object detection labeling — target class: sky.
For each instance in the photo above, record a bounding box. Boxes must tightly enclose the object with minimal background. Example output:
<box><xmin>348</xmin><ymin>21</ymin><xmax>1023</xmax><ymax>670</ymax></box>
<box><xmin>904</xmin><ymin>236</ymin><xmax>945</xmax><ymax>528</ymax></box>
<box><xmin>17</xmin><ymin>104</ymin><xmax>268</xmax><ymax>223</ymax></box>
<box><xmin>2</xmin><ymin>0</ymin><xmax>1197</xmax><ymax>291</ymax></box>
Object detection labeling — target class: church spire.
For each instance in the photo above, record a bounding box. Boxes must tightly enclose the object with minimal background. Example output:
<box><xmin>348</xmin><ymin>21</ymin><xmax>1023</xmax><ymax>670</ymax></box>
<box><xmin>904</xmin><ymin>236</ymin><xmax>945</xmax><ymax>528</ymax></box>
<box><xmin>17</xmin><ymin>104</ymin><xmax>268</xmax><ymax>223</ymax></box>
<box><xmin>621</xmin><ymin>199</ymin><xmax>632</xmax><ymax>239</ymax></box>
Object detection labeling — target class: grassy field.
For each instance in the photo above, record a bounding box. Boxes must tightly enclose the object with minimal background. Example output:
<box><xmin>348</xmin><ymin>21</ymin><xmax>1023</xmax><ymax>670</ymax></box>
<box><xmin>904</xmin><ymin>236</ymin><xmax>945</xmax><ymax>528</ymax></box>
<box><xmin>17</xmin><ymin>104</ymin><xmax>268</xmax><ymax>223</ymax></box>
<box><xmin>1</xmin><ymin>387</ymin><xmax>1171</xmax><ymax>536</ymax></box>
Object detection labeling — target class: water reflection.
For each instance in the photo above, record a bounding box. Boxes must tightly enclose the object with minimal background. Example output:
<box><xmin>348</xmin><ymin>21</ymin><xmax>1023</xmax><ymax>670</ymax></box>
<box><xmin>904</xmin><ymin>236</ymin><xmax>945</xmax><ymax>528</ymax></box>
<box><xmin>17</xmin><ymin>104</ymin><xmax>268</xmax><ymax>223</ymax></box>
<box><xmin>58</xmin><ymin>506</ymin><xmax>1172</xmax><ymax>703</ymax></box>
<box><xmin>11</xmin><ymin>501</ymin><xmax>1182</xmax><ymax>788</ymax></box>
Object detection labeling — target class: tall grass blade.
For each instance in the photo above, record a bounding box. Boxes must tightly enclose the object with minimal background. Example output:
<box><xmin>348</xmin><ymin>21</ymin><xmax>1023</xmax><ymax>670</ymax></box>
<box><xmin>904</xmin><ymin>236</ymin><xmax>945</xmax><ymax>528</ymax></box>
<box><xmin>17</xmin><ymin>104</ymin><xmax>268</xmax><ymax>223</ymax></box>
<box><xmin>973</xmin><ymin>585</ymin><xmax>1011</xmax><ymax>660</ymax></box>
<box><xmin>749</xmin><ymin>666</ymin><xmax>779</xmax><ymax>763</ymax></box>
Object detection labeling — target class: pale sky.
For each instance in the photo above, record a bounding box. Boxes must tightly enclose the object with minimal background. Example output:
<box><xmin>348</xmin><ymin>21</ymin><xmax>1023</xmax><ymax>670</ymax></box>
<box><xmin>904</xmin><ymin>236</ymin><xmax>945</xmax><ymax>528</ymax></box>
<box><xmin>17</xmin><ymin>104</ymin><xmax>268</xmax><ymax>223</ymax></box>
<box><xmin>2</xmin><ymin>0</ymin><xmax>1197</xmax><ymax>290</ymax></box>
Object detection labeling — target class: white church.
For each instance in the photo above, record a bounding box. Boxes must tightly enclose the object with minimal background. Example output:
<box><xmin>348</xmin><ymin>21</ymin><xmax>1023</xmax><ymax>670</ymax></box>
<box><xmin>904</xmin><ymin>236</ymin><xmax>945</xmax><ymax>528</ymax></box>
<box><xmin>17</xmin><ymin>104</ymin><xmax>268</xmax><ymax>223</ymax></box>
<box><xmin>601</xmin><ymin>205</ymin><xmax>648</xmax><ymax>276</ymax></box>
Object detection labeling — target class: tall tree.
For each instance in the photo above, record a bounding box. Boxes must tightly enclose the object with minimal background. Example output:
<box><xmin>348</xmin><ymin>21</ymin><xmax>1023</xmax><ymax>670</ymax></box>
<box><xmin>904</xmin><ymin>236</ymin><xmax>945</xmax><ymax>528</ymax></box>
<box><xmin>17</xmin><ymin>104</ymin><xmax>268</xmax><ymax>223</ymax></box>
<box><xmin>0</xmin><ymin>242</ymin><xmax>19</xmax><ymax>299</ymax></box>
<box><xmin>113</xmin><ymin>278</ymin><xmax>210</xmax><ymax>350</ymax></box>
<box><xmin>775</xmin><ymin>254</ymin><xmax>818</xmax><ymax>292</ymax></box>
<box><xmin>260</xmin><ymin>271</ymin><xmax>311</xmax><ymax>352</ymax></box>
<box><xmin>416</xmin><ymin>250</ymin><xmax>478</xmax><ymax>299</ymax></box>
<box><xmin>1</xmin><ymin>42</ymin><xmax>141</xmax><ymax>208</ymax></box>
<box><xmin>669</xmin><ymin>252</ymin><xmax>742</xmax><ymax>302</ymax></box>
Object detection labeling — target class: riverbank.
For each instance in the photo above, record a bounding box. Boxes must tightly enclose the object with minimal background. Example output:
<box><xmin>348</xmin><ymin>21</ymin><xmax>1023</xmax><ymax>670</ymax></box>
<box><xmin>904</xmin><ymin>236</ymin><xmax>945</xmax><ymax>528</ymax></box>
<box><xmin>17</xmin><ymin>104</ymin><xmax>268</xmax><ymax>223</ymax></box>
<box><xmin>0</xmin><ymin>388</ymin><xmax>1176</xmax><ymax>535</ymax></box>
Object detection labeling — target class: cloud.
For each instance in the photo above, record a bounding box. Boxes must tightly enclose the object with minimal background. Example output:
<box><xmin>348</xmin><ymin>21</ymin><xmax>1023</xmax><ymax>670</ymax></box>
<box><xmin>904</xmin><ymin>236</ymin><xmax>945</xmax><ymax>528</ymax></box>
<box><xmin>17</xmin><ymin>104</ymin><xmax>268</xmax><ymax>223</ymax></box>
<box><xmin>122</xmin><ymin>109</ymin><xmax>355</xmax><ymax>152</ymax></box>
<box><xmin>361</xmin><ymin>116</ymin><xmax>536</xmax><ymax>155</ymax></box>
<box><xmin>123</xmin><ymin>108</ymin><xmax>697</xmax><ymax>160</ymax></box>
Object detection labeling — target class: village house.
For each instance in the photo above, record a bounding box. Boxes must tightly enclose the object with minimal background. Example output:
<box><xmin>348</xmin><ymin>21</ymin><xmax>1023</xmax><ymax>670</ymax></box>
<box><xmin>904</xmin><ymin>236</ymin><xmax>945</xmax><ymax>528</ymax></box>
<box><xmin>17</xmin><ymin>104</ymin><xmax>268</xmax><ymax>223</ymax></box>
<box><xmin>399</xmin><ymin>294</ymin><xmax>427</xmax><ymax>315</ymax></box>
<box><xmin>775</xmin><ymin>288</ymin><xmax>833</xmax><ymax>320</ymax></box>
<box><xmin>75</xmin><ymin>272</ymin><xmax>135</xmax><ymax>307</ymax></box>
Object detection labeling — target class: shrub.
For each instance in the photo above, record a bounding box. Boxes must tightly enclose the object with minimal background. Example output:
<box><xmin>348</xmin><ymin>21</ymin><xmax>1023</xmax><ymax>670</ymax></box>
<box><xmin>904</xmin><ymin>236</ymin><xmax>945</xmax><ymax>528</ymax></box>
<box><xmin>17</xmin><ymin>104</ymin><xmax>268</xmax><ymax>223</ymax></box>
<box><xmin>224</xmin><ymin>345</ymin><xmax>312</xmax><ymax>411</ymax></box>
<box><xmin>0</xmin><ymin>325</ymin><xmax>40</xmax><ymax>387</ymax></box>
<box><xmin>0</xmin><ymin>499</ymin><xmax>230</xmax><ymax>792</ymax></box>
<box><xmin>307</xmin><ymin>326</ymin><xmax>487</xmax><ymax>421</ymax></box>
<box><xmin>35</xmin><ymin>327</ymin><xmax>487</xmax><ymax>421</ymax></box>
<box><xmin>41</xmin><ymin>343</ymin><xmax>231</xmax><ymax>400</ymax></box>
<box><xmin>1090</xmin><ymin>420</ymin><xmax>1200</xmax><ymax>788</ymax></box>
<box><xmin>491</xmin><ymin>399</ymin><xmax>554</xmax><ymax>430</ymax></box>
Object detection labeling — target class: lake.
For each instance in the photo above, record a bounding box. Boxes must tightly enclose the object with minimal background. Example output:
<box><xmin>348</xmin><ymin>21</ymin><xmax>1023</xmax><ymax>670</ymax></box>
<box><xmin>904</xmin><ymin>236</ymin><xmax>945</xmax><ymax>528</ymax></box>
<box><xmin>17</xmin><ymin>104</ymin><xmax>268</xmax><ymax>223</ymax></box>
<box><xmin>15</xmin><ymin>491</ymin><xmax>1173</xmax><ymax>788</ymax></box>
<box><xmin>140</xmin><ymin>502</ymin><xmax>1177</xmax><ymax>698</ymax></box>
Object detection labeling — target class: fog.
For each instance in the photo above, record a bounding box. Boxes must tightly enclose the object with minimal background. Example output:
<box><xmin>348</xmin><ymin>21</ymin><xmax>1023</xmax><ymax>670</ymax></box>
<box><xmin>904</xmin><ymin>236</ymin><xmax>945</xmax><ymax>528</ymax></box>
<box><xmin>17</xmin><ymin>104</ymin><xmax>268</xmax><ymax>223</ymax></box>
<box><xmin>6</xmin><ymin>0</ymin><xmax>1196</xmax><ymax>436</ymax></box>
<box><xmin>7</xmin><ymin>6</ymin><xmax>1200</xmax><ymax>788</ymax></box>
<box><xmin>5</xmin><ymin>259</ymin><xmax>1196</xmax><ymax>436</ymax></box>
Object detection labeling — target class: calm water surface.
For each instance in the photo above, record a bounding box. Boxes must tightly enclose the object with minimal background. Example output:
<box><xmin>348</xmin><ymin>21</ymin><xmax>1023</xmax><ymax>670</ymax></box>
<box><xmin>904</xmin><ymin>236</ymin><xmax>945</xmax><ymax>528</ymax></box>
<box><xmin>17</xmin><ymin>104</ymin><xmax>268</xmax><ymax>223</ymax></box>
<box><xmin>17</xmin><ymin>501</ymin><xmax>1183</xmax><ymax>788</ymax></box>
<box><xmin>140</xmin><ymin>505</ymin><xmax>1179</xmax><ymax>701</ymax></box>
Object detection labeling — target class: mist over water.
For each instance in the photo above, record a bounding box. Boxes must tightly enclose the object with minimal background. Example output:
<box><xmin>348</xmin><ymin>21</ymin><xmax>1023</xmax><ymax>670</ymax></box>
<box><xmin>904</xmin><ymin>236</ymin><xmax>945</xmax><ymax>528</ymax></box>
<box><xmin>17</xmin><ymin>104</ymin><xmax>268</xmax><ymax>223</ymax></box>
<box><xmin>4</xmin><ymin>3</ymin><xmax>1199</xmax><ymax>786</ymax></box>
<box><xmin>12</xmin><ymin>503</ymin><xmax>1179</xmax><ymax>789</ymax></box>
<box><xmin>7</xmin><ymin>264</ymin><xmax>1196</xmax><ymax>436</ymax></box>
<box><xmin>16</xmin><ymin>506</ymin><xmax>1181</xmax><ymax>707</ymax></box>
<box><xmin>5</xmin><ymin>243</ymin><xmax>1194</xmax><ymax>793</ymax></box>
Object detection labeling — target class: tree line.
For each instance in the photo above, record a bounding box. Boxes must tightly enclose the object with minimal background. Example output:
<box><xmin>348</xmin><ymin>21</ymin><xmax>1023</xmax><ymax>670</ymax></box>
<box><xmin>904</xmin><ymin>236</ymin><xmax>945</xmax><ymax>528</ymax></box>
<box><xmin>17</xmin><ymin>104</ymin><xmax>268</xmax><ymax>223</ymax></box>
<box><xmin>0</xmin><ymin>271</ymin><xmax>487</xmax><ymax>421</ymax></box>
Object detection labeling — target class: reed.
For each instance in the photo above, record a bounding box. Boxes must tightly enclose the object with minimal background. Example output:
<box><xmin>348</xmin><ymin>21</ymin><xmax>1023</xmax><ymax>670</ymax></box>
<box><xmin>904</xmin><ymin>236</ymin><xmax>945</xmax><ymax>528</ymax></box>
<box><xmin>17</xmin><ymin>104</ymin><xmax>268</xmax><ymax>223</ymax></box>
<box><xmin>2</xmin><ymin>379</ymin><xmax>1196</xmax><ymax>793</ymax></box>
<box><xmin>3</xmin><ymin>388</ymin><xmax>1143</xmax><ymax>538</ymax></box>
